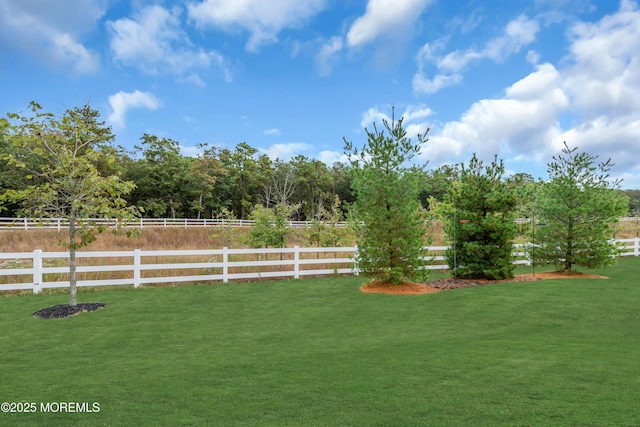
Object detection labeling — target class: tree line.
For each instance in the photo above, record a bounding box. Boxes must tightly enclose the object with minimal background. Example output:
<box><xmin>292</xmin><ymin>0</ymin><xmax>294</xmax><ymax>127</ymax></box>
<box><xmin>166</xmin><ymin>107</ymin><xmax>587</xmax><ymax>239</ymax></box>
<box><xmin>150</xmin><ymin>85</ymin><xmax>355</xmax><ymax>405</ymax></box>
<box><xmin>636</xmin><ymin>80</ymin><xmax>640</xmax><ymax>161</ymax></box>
<box><xmin>2</xmin><ymin>103</ymin><xmax>639</xmax><ymax>223</ymax></box>
<box><xmin>0</xmin><ymin>114</ymin><xmax>353</xmax><ymax>222</ymax></box>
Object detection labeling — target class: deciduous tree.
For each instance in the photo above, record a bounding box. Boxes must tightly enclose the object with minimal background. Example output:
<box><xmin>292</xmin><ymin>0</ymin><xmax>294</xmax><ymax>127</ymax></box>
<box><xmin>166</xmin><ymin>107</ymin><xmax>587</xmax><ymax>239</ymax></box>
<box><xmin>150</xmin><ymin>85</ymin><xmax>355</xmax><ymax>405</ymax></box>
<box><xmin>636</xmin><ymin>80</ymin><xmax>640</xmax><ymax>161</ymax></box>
<box><xmin>308</xmin><ymin>194</ymin><xmax>352</xmax><ymax>250</ymax></box>
<box><xmin>1</xmin><ymin>102</ymin><xmax>139</xmax><ymax>306</ymax></box>
<box><xmin>245</xmin><ymin>203</ymin><xmax>299</xmax><ymax>250</ymax></box>
<box><xmin>188</xmin><ymin>143</ymin><xmax>226</xmax><ymax>219</ymax></box>
<box><xmin>264</xmin><ymin>160</ymin><xmax>297</xmax><ymax>208</ymax></box>
<box><xmin>131</xmin><ymin>134</ymin><xmax>191</xmax><ymax>218</ymax></box>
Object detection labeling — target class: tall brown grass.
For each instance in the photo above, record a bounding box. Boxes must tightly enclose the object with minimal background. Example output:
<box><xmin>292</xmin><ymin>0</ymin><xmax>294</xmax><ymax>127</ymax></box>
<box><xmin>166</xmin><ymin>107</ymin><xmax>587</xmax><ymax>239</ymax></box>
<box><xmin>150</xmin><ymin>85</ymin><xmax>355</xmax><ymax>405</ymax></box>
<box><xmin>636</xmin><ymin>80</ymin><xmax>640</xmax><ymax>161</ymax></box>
<box><xmin>1</xmin><ymin>219</ymin><xmax>636</xmax><ymax>253</ymax></box>
<box><xmin>0</xmin><ymin>227</ymin><xmax>251</xmax><ymax>253</ymax></box>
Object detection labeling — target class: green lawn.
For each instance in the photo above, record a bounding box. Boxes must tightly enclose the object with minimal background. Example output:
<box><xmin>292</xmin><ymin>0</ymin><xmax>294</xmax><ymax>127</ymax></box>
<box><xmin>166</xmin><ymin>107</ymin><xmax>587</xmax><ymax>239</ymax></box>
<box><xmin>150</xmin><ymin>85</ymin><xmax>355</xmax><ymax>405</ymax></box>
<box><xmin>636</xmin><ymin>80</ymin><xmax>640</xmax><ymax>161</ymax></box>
<box><xmin>1</xmin><ymin>258</ymin><xmax>640</xmax><ymax>426</ymax></box>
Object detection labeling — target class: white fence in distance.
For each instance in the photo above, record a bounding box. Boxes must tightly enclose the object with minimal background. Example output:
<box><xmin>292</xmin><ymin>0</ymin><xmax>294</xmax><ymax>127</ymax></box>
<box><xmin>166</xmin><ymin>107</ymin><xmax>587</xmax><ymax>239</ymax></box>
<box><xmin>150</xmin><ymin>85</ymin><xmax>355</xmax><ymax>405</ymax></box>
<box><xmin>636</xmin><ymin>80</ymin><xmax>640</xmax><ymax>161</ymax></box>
<box><xmin>1</xmin><ymin>239</ymin><xmax>638</xmax><ymax>295</ymax></box>
<box><xmin>2</xmin><ymin>216</ymin><xmax>640</xmax><ymax>231</ymax></box>
<box><xmin>0</xmin><ymin>217</ymin><xmax>348</xmax><ymax>230</ymax></box>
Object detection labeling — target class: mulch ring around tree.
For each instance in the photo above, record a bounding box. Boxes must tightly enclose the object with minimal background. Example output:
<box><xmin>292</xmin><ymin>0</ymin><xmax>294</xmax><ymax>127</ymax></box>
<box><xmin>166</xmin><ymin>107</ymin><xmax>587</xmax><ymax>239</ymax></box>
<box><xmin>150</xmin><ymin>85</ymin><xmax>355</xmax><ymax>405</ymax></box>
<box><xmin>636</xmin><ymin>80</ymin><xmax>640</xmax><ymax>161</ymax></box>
<box><xmin>33</xmin><ymin>303</ymin><xmax>106</xmax><ymax>319</ymax></box>
<box><xmin>360</xmin><ymin>271</ymin><xmax>608</xmax><ymax>295</ymax></box>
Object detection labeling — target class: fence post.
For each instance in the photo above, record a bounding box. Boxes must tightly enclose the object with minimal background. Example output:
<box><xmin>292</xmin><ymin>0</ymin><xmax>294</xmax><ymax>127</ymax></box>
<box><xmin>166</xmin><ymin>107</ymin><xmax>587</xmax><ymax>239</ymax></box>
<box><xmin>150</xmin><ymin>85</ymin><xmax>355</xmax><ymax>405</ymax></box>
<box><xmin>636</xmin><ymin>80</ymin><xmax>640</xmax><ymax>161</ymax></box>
<box><xmin>635</xmin><ymin>238</ymin><xmax>639</xmax><ymax>257</ymax></box>
<box><xmin>353</xmin><ymin>245</ymin><xmax>359</xmax><ymax>276</ymax></box>
<box><xmin>33</xmin><ymin>249</ymin><xmax>42</xmax><ymax>295</ymax></box>
<box><xmin>223</xmin><ymin>247</ymin><xmax>229</xmax><ymax>283</ymax></box>
<box><xmin>133</xmin><ymin>249</ymin><xmax>141</xmax><ymax>288</ymax></box>
<box><xmin>294</xmin><ymin>246</ymin><xmax>300</xmax><ymax>279</ymax></box>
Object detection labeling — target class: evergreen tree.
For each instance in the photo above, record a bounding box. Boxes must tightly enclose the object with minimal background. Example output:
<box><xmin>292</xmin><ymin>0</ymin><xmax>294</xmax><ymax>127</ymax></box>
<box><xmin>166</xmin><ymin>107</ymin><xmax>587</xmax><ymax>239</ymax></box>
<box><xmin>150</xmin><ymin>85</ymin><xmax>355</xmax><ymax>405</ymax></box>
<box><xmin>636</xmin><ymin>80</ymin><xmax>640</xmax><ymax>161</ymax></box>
<box><xmin>532</xmin><ymin>143</ymin><xmax>628</xmax><ymax>271</ymax></box>
<box><xmin>344</xmin><ymin>109</ymin><xmax>430</xmax><ymax>285</ymax></box>
<box><xmin>446</xmin><ymin>155</ymin><xmax>518</xmax><ymax>280</ymax></box>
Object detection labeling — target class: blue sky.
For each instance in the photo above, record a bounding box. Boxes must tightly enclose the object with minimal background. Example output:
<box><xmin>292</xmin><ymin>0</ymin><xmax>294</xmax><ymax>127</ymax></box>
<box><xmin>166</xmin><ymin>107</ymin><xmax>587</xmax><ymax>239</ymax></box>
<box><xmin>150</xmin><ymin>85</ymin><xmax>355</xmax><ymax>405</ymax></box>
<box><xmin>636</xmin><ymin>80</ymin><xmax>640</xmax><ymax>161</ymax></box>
<box><xmin>1</xmin><ymin>0</ymin><xmax>639</xmax><ymax>188</ymax></box>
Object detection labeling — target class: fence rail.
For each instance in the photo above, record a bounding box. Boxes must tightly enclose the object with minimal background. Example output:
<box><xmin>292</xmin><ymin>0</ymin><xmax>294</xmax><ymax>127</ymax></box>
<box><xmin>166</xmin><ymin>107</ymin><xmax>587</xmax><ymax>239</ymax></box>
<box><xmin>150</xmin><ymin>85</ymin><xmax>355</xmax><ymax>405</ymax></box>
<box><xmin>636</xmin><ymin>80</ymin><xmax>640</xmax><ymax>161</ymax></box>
<box><xmin>1</xmin><ymin>239</ymin><xmax>638</xmax><ymax>294</ymax></box>
<box><xmin>2</xmin><ymin>216</ymin><xmax>639</xmax><ymax>231</ymax></box>
<box><xmin>0</xmin><ymin>217</ymin><xmax>348</xmax><ymax>230</ymax></box>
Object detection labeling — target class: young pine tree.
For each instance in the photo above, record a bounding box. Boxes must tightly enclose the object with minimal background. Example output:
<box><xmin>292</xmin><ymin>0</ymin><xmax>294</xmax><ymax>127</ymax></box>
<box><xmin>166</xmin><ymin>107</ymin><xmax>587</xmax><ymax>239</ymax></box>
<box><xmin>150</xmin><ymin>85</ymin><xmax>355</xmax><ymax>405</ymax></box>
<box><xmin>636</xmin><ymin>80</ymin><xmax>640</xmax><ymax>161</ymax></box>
<box><xmin>532</xmin><ymin>143</ymin><xmax>628</xmax><ymax>271</ymax></box>
<box><xmin>344</xmin><ymin>109</ymin><xmax>430</xmax><ymax>285</ymax></box>
<box><xmin>446</xmin><ymin>155</ymin><xmax>518</xmax><ymax>280</ymax></box>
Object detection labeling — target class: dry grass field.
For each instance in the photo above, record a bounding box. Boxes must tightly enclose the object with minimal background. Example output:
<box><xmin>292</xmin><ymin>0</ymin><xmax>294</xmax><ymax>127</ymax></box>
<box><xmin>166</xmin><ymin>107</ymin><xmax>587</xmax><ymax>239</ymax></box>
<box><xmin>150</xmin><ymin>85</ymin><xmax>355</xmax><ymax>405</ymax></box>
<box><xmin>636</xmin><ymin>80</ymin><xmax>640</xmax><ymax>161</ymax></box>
<box><xmin>1</xmin><ymin>218</ymin><xmax>638</xmax><ymax>253</ymax></box>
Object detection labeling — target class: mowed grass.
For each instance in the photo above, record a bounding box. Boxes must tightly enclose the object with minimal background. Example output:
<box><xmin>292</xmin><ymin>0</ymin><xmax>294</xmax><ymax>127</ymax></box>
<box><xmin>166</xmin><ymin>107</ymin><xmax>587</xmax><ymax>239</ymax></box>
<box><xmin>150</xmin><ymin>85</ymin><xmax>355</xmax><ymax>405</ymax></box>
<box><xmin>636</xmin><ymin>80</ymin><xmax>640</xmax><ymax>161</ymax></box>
<box><xmin>1</xmin><ymin>259</ymin><xmax>640</xmax><ymax>426</ymax></box>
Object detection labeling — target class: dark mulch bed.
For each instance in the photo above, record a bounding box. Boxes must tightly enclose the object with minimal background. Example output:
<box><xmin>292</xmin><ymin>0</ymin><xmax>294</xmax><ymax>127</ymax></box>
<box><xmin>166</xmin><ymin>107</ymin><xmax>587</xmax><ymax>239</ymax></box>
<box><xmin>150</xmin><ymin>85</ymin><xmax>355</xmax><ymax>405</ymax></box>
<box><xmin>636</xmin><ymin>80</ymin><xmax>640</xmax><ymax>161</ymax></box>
<box><xmin>427</xmin><ymin>278</ymin><xmax>502</xmax><ymax>290</ymax></box>
<box><xmin>427</xmin><ymin>271</ymin><xmax>607</xmax><ymax>291</ymax></box>
<box><xmin>33</xmin><ymin>303</ymin><xmax>106</xmax><ymax>319</ymax></box>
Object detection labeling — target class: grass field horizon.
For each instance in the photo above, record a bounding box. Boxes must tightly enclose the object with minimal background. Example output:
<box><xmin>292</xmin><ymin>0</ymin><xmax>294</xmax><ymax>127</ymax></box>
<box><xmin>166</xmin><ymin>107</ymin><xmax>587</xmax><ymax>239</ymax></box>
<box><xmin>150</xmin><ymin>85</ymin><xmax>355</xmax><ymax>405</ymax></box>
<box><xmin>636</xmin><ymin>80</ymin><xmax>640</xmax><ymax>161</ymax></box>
<box><xmin>1</xmin><ymin>257</ymin><xmax>639</xmax><ymax>426</ymax></box>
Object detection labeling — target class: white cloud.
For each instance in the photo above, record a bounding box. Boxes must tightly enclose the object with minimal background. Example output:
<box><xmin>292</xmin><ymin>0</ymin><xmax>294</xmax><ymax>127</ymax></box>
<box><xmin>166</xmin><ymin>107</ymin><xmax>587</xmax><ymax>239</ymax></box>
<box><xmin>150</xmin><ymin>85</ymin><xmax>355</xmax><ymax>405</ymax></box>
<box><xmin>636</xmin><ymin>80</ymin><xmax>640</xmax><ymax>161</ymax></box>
<box><xmin>446</xmin><ymin>10</ymin><xmax>483</xmax><ymax>35</ymax></box>
<box><xmin>360</xmin><ymin>106</ymin><xmax>392</xmax><ymax>129</ymax></box>
<box><xmin>366</xmin><ymin>63</ymin><xmax>568</xmax><ymax>169</ymax></box>
<box><xmin>411</xmin><ymin>40</ymin><xmax>464</xmax><ymax>93</ymax></box>
<box><xmin>346</xmin><ymin>0</ymin><xmax>434</xmax><ymax>48</ymax></box>
<box><xmin>413</xmin><ymin>14</ymin><xmax>540</xmax><ymax>95</ymax></box>
<box><xmin>259</xmin><ymin>143</ymin><xmax>310</xmax><ymax>160</ymax></box>
<box><xmin>412</xmin><ymin>73</ymin><xmax>462</xmax><ymax>94</ymax></box>
<box><xmin>0</xmin><ymin>0</ymin><xmax>102</xmax><ymax>73</ymax></box>
<box><xmin>407</xmin><ymin>1</ymin><xmax>640</xmax><ymax>187</ymax></box>
<box><xmin>359</xmin><ymin>105</ymin><xmax>433</xmax><ymax>142</ymax></box>
<box><xmin>436</xmin><ymin>51</ymin><xmax>482</xmax><ymax>74</ymax></box>
<box><xmin>543</xmin><ymin>0</ymin><xmax>640</xmax><ymax>182</ymax></box>
<box><xmin>402</xmin><ymin>105</ymin><xmax>434</xmax><ymax>122</ymax></box>
<box><xmin>108</xmin><ymin>90</ymin><xmax>163</xmax><ymax>129</ymax></box>
<box><xmin>439</xmin><ymin>14</ymin><xmax>540</xmax><ymax>73</ymax></box>
<box><xmin>318</xmin><ymin>150</ymin><xmax>348</xmax><ymax>165</ymax></box>
<box><xmin>562</xmin><ymin>0</ymin><xmax>640</xmax><ymax>120</ymax></box>
<box><xmin>421</xmin><ymin>63</ymin><xmax>569</xmax><ymax>164</ymax></box>
<box><xmin>50</xmin><ymin>33</ymin><xmax>99</xmax><ymax>74</ymax></box>
<box><xmin>414</xmin><ymin>39</ymin><xmax>447</xmax><ymax>63</ymax></box>
<box><xmin>557</xmin><ymin>116</ymin><xmax>640</xmax><ymax>172</ymax></box>
<box><xmin>314</xmin><ymin>36</ymin><xmax>343</xmax><ymax>76</ymax></box>
<box><xmin>184</xmin><ymin>74</ymin><xmax>207</xmax><ymax>88</ymax></box>
<box><xmin>311</xmin><ymin>0</ymin><xmax>434</xmax><ymax>76</ymax></box>
<box><xmin>107</xmin><ymin>5</ymin><xmax>231</xmax><ymax>83</ymax></box>
<box><xmin>263</xmin><ymin>128</ymin><xmax>282</xmax><ymax>136</ymax></box>
<box><xmin>506</xmin><ymin>63</ymin><xmax>562</xmax><ymax>100</ymax></box>
<box><xmin>526</xmin><ymin>50</ymin><xmax>540</xmax><ymax>64</ymax></box>
<box><xmin>187</xmin><ymin>0</ymin><xmax>326</xmax><ymax>52</ymax></box>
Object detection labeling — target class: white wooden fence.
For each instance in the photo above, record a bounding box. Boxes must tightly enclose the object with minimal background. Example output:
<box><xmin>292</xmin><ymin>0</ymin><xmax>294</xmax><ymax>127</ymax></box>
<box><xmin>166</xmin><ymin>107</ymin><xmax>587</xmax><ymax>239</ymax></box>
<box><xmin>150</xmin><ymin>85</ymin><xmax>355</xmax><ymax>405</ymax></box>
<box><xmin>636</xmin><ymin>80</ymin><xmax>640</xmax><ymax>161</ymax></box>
<box><xmin>0</xmin><ymin>246</ymin><xmax>359</xmax><ymax>294</ymax></box>
<box><xmin>0</xmin><ymin>217</ymin><xmax>348</xmax><ymax>230</ymax></box>
<box><xmin>1</xmin><ymin>239</ymin><xmax>638</xmax><ymax>295</ymax></box>
<box><xmin>2</xmin><ymin>216</ymin><xmax>639</xmax><ymax>231</ymax></box>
